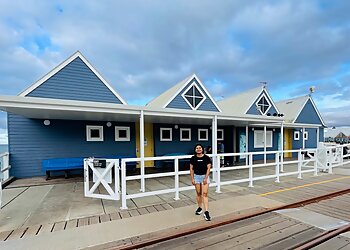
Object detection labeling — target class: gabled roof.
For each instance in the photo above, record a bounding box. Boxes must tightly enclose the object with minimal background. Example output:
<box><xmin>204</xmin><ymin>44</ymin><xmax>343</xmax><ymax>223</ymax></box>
<box><xmin>218</xmin><ymin>86</ymin><xmax>279</xmax><ymax>116</ymax></box>
<box><xmin>19</xmin><ymin>51</ymin><xmax>127</xmax><ymax>104</ymax></box>
<box><xmin>276</xmin><ymin>95</ymin><xmax>326</xmax><ymax>126</ymax></box>
<box><xmin>146</xmin><ymin>73</ymin><xmax>222</xmax><ymax>112</ymax></box>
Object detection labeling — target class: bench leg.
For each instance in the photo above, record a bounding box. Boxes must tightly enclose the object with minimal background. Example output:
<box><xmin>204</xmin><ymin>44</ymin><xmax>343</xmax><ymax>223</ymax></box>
<box><xmin>46</xmin><ymin>171</ymin><xmax>50</xmax><ymax>180</ymax></box>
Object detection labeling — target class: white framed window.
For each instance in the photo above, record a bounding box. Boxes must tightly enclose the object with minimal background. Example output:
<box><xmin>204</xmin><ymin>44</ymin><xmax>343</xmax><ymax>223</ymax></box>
<box><xmin>198</xmin><ymin>129</ymin><xmax>208</xmax><ymax>141</ymax></box>
<box><xmin>115</xmin><ymin>126</ymin><xmax>130</xmax><ymax>141</ymax></box>
<box><xmin>86</xmin><ymin>125</ymin><xmax>104</xmax><ymax>141</ymax></box>
<box><xmin>217</xmin><ymin>129</ymin><xmax>224</xmax><ymax>141</ymax></box>
<box><xmin>294</xmin><ymin>131</ymin><xmax>300</xmax><ymax>141</ymax></box>
<box><xmin>256</xmin><ymin>93</ymin><xmax>272</xmax><ymax>115</ymax></box>
<box><xmin>304</xmin><ymin>131</ymin><xmax>308</xmax><ymax>140</ymax></box>
<box><xmin>180</xmin><ymin>128</ymin><xmax>191</xmax><ymax>141</ymax></box>
<box><xmin>254</xmin><ymin>130</ymin><xmax>273</xmax><ymax>148</ymax></box>
<box><xmin>160</xmin><ymin>128</ymin><xmax>172</xmax><ymax>141</ymax></box>
<box><xmin>181</xmin><ymin>81</ymin><xmax>207</xmax><ymax>110</ymax></box>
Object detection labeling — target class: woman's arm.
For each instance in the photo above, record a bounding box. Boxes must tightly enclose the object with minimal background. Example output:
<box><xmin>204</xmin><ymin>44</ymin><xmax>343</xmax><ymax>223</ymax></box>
<box><xmin>203</xmin><ymin>162</ymin><xmax>211</xmax><ymax>185</ymax></box>
<box><xmin>190</xmin><ymin>163</ymin><xmax>195</xmax><ymax>185</ymax></box>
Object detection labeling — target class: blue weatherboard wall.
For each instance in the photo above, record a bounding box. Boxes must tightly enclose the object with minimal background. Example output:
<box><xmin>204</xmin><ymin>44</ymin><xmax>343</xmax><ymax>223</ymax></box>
<box><xmin>295</xmin><ymin>99</ymin><xmax>323</xmax><ymax>125</ymax></box>
<box><xmin>237</xmin><ymin>127</ymin><xmax>280</xmax><ymax>161</ymax></box>
<box><xmin>27</xmin><ymin>57</ymin><xmax>123</xmax><ymax>104</ymax></box>
<box><xmin>8</xmin><ymin>113</ymin><xmax>135</xmax><ymax>178</ymax></box>
<box><xmin>166</xmin><ymin>78</ymin><xmax>219</xmax><ymax>112</ymax></box>
<box><xmin>153</xmin><ymin>124</ymin><xmax>213</xmax><ymax>156</ymax></box>
<box><xmin>246</xmin><ymin>90</ymin><xmax>278</xmax><ymax>115</ymax></box>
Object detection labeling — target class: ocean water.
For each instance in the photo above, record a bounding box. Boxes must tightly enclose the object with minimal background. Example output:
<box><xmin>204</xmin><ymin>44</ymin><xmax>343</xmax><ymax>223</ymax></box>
<box><xmin>0</xmin><ymin>144</ymin><xmax>8</xmax><ymax>154</ymax></box>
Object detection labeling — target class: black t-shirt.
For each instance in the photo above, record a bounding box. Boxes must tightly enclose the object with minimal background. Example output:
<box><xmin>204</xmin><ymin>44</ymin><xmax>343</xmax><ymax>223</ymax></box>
<box><xmin>190</xmin><ymin>154</ymin><xmax>212</xmax><ymax>175</ymax></box>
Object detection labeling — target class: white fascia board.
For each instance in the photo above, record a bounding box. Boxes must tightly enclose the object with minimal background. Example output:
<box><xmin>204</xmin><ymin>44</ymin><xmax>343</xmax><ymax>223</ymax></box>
<box><xmin>192</xmin><ymin>74</ymin><xmax>222</xmax><ymax>112</ymax></box>
<box><xmin>244</xmin><ymin>87</ymin><xmax>264</xmax><ymax>114</ymax></box>
<box><xmin>19</xmin><ymin>51</ymin><xmax>127</xmax><ymax>105</ymax></box>
<box><xmin>292</xmin><ymin>96</ymin><xmax>326</xmax><ymax>127</ymax></box>
<box><xmin>283</xmin><ymin>122</ymin><xmax>322</xmax><ymax>128</ymax></box>
<box><xmin>163</xmin><ymin>73</ymin><xmax>222</xmax><ymax>112</ymax></box>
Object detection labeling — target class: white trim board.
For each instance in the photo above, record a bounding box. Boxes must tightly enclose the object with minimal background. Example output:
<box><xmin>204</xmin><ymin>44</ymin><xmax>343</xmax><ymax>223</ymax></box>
<box><xmin>19</xmin><ymin>51</ymin><xmax>127</xmax><ymax>105</ymax></box>
<box><xmin>163</xmin><ymin>73</ymin><xmax>222</xmax><ymax>112</ymax></box>
<box><xmin>292</xmin><ymin>96</ymin><xmax>326</xmax><ymax>127</ymax></box>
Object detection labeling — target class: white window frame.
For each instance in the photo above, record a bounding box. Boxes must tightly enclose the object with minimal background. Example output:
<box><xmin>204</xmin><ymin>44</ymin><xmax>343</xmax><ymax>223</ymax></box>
<box><xmin>198</xmin><ymin>129</ymin><xmax>209</xmax><ymax>141</ymax></box>
<box><xmin>160</xmin><ymin>128</ymin><xmax>172</xmax><ymax>141</ymax></box>
<box><xmin>294</xmin><ymin>131</ymin><xmax>300</xmax><ymax>141</ymax></box>
<box><xmin>180</xmin><ymin>128</ymin><xmax>191</xmax><ymax>141</ymax></box>
<box><xmin>86</xmin><ymin>125</ymin><xmax>104</xmax><ymax>142</ymax></box>
<box><xmin>217</xmin><ymin>129</ymin><xmax>224</xmax><ymax>141</ymax></box>
<box><xmin>115</xmin><ymin>126</ymin><xmax>130</xmax><ymax>141</ymax></box>
<box><xmin>254</xmin><ymin>130</ymin><xmax>273</xmax><ymax>148</ymax></box>
<box><xmin>181</xmin><ymin>81</ymin><xmax>207</xmax><ymax>110</ymax></box>
<box><xmin>304</xmin><ymin>131</ymin><xmax>308</xmax><ymax>140</ymax></box>
<box><xmin>256</xmin><ymin>93</ymin><xmax>272</xmax><ymax>115</ymax></box>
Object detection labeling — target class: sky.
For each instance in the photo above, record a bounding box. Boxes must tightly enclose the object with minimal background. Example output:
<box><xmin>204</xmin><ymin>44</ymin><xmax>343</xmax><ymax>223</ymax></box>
<box><xmin>0</xmin><ymin>0</ymin><xmax>350</xmax><ymax>144</ymax></box>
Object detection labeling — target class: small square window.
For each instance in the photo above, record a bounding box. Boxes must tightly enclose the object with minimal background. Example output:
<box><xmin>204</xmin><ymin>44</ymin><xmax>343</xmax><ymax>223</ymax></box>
<box><xmin>217</xmin><ymin>129</ymin><xmax>224</xmax><ymax>141</ymax></box>
<box><xmin>304</xmin><ymin>131</ymin><xmax>308</xmax><ymax>140</ymax></box>
<box><xmin>294</xmin><ymin>131</ymin><xmax>300</xmax><ymax>141</ymax></box>
<box><xmin>198</xmin><ymin>129</ymin><xmax>208</xmax><ymax>141</ymax></box>
<box><xmin>86</xmin><ymin>126</ymin><xmax>104</xmax><ymax>141</ymax></box>
<box><xmin>180</xmin><ymin>128</ymin><xmax>191</xmax><ymax>141</ymax></box>
<box><xmin>160</xmin><ymin>128</ymin><xmax>172</xmax><ymax>141</ymax></box>
<box><xmin>115</xmin><ymin>126</ymin><xmax>130</xmax><ymax>141</ymax></box>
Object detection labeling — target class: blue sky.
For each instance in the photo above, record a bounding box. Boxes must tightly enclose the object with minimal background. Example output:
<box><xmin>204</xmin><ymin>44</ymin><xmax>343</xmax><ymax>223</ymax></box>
<box><xmin>0</xmin><ymin>0</ymin><xmax>350</xmax><ymax>143</ymax></box>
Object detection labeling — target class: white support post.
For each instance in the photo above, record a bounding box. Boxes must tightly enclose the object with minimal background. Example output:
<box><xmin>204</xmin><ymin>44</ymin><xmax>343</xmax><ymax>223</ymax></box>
<box><xmin>275</xmin><ymin>152</ymin><xmax>280</xmax><ymax>183</ymax></box>
<box><xmin>248</xmin><ymin>153</ymin><xmax>254</xmax><ymax>187</ymax></box>
<box><xmin>280</xmin><ymin>122</ymin><xmax>284</xmax><ymax>172</ymax></box>
<box><xmin>302</xmin><ymin>127</ymin><xmax>305</xmax><ymax>149</ymax></box>
<box><xmin>317</xmin><ymin>127</ymin><xmax>320</xmax><ymax>147</ymax></box>
<box><xmin>298</xmin><ymin>149</ymin><xmax>302</xmax><ymax>179</ymax></box>
<box><xmin>212</xmin><ymin>115</ymin><xmax>218</xmax><ymax>182</ymax></box>
<box><xmin>140</xmin><ymin>110</ymin><xmax>145</xmax><ymax>192</ymax></box>
<box><xmin>120</xmin><ymin>160</ymin><xmax>128</xmax><ymax>210</ymax></box>
<box><xmin>216</xmin><ymin>155</ymin><xmax>221</xmax><ymax>193</ymax></box>
<box><xmin>264</xmin><ymin>125</ymin><xmax>267</xmax><ymax>164</ymax></box>
<box><xmin>314</xmin><ymin>150</ymin><xmax>318</xmax><ymax>176</ymax></box>
<box><xmin>174</xmin><ymin>158</ymin><xmax>180</xmax><ymax>200</ymax></box>
<box><xmin>245</xmin><ymin>125</ymin><xmax>249</xmax><ymax>166</ymax></box>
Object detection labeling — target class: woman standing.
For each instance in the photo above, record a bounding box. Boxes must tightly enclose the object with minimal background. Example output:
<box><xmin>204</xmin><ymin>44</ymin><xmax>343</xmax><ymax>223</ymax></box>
<box><xmin>190</xmin><ymin>144</ymin><xmax>212</xmax><ymax>221</ymax></box>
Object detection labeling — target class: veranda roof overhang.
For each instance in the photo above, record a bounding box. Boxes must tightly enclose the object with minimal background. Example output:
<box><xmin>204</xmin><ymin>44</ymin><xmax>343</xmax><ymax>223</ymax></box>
<box><xmin>0</xmin><ymin>95</ymin><xmax>284</xmax><ymax>126</ymax></box>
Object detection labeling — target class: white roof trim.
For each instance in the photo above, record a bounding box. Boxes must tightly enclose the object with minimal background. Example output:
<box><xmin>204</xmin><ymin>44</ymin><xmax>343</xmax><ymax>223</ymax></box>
<box><xmin>292</xmin><ymin>96</ymin><xmax>326</xmax><ymax>127</ymax></box>
<box><xmin>244</xmin><ymin>87</ymin><xmax>279</xmax><ymax>115</ymax></box>
<box><xmin>163</xmin><ymin>73</ymin><xmax>222</xmax><ymax>112</ymax></box>
<box><xmin>19</xmin><ymin>51</ymin><xmax>127</xmax><ymax>105</ymax></box>
<box><xmin>180</xmin><ymin>81</ymin><xmax>207</xmax><ymax>110</ymax></box>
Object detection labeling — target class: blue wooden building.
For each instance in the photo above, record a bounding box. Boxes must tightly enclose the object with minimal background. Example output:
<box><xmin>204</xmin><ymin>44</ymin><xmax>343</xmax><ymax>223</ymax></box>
<box><xmin>0</xmin><ymin>52</ymin><xmax>326</xmax><ymax>178</ymax></box>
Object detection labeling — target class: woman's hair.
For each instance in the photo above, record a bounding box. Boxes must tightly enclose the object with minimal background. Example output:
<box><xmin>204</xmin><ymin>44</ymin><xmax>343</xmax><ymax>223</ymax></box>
<box><xmin>194</xmin><ymin>143</ymin><xmax>204</xmax><ymax>155</ymax></box>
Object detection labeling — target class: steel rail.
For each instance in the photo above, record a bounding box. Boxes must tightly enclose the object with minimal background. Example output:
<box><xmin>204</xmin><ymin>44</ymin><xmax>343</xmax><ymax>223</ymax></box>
<box><xmin>116</xmin><ymin>187</ymin><xmax>350</xmax><ymax>250</ymax></box>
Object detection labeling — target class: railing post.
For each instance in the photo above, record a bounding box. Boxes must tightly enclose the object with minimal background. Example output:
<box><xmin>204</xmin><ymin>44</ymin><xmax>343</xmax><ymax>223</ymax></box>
<box><xmin>298</xmin><ymin>149</ymin><xmax>302</xmax><ymax>179</ymax></box>
<box><xmin>174</xmin><ymin>158</ymin><xmax>180</xmax><ymax>200</ymax></box>
<box><xmin>280</xmin><ymin>150</ymin><xmax>284</xmax><ymax>172</ymax></box>
<box><xmin>275</xmin><ymin>152</ymin><xmax>280</xmax><ymax>183</ymax></box>
<box><xmin>314</xmin><ymin>150</ymin><xmax>318</xmax><ymax>176</ymax></box>
<box><xmin>3</xmin><ymin>154</ymin><xmax>9</xmax><ymax>181</ymax></box>
<box><xmin>216</xmin><ymin>155</ymin><xmax>221</xmax><ymax>193</ymax></box>
<box><xmin>341</xmin><ymin>145</ymin><xmax>344</xmax><ymax>167</ymax></box>
<box><xmin>115</xmin><ymin>159</ymin><xmax>120</xmax><ymax>200</ymax></box>
<box><xmin>84</xmin><ymin>159</ymin><xmax>89</xmax><ymax>197</ymax></box>
<box><xmin>248</xmin><ymin>153</ymin><xmax>254</xmax><ymax>187</ymax></box>
<box><xmin>120</xmin><ymin>160</ymin><xmax>128</xmax><ymax>210</ymax></box>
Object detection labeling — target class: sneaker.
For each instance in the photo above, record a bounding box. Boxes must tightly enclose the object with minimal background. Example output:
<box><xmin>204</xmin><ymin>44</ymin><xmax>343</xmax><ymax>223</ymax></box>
<box><xmin>203</xmin><ymin>211</ymin><xmax>211</xmax><ymax>221</ymax></box>
<box><xmin>195</xmin><ymin>207</ymin><xmax>203</xmax><ymax>215</ymax></box>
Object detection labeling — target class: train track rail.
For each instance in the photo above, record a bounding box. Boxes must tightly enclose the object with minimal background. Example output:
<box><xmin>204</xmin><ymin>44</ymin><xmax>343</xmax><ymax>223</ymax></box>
<box><xmin>114</xmin><ymin>188</ymin><xmax>350</xmax><ymax>250</ymax></box>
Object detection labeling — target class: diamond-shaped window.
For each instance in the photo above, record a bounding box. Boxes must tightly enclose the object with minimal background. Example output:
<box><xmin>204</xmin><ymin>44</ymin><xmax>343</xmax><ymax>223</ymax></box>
<box><xmin>256</xmin><ymin>95</ymin><xmax>271</xmax><ymax>115</ymax></box>
<box><xmin>183</xmin><ymin>84</ymin><xmax>205</xmax><ymax>109</ymax></box>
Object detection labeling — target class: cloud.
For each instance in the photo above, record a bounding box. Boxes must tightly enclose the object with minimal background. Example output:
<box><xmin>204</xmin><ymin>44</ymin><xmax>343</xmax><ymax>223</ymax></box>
<box><xmin>0</xmin><ymin>0</ymin><xmax>349</xmax><ymax>127</ymax></box>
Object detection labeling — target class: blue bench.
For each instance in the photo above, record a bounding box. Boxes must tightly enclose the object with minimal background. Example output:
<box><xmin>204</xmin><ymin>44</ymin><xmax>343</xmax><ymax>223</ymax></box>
<box><xmin>42</xmin><ymin>155</ymin><xmax>137</xmax><ymax>180</ymax></box>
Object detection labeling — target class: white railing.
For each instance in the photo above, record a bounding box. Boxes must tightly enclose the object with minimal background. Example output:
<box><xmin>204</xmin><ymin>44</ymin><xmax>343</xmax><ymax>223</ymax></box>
<box><xmin>323</xmin><ymin>143</ymin><xmax>350</xmax><ymax>172</ymax></box>
<box><xmin>119</xmin><ymin>149</ymin><xmax>318</xmax><ymax>209</ymax></box>
<box><xmin>0</xmin><ymin>152</ymin><xmax>10</xmax><ymax>208</ymax></box>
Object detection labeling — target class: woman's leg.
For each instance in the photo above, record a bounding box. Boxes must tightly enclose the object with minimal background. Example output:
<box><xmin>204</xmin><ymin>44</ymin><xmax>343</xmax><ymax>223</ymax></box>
<box><xmin>202</xmin><ymin>183</ymin><xmax>209</xmax><ymax>211</ymax></box>
<box><xmin>195</xmin><ymin>184</ymin><xmax>202</xmax><ymax>207</ymax></box>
